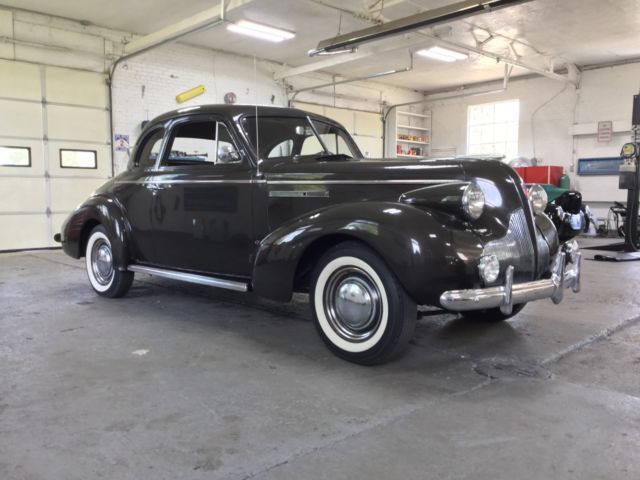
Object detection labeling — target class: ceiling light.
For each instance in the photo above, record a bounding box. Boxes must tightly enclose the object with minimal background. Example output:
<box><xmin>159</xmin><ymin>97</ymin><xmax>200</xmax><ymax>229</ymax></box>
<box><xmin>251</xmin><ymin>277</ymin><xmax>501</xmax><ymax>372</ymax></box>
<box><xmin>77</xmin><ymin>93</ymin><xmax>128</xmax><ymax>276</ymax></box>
<box><xmin>417</xmin><ymin>46</ymin><xmax>468</xmax><ymax>62</ymax></box>
<box><xmin>227</xmin><ymin>20</ymin><xmax>295</xmax><ymax>43</ymax></box>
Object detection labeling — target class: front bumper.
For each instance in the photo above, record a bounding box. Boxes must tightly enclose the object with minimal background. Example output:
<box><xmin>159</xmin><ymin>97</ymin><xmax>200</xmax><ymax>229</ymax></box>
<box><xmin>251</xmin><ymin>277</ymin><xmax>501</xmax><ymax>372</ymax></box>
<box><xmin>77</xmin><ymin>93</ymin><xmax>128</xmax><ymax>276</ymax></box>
<box><xmin>440</xmin><ymin>243</ymin><xmax>582</xmax><ymax>314</ymax></box>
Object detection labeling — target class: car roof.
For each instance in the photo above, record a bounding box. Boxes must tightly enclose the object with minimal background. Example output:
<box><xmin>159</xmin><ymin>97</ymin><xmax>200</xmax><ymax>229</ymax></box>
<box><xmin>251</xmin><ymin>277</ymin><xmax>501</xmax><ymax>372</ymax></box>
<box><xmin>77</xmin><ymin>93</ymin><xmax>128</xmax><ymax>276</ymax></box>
<box><xmin>147</xmin><ymin>104</ymin><xmax>340</xmax><ymax>127</ymax></box>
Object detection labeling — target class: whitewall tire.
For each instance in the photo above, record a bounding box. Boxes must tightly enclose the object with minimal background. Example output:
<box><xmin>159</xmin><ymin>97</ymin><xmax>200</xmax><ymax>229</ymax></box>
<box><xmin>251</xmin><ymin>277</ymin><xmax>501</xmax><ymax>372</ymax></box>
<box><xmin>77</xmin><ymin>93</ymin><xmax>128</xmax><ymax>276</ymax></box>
<box><xmin>310</xmin><ymin>241</ymin><xmax>417</xmax><ymax>365</ymax></box>
<box><xmin>85</xmin><ymin>225</ymin><xmax>133</xmax><ymax>298</ymax></box>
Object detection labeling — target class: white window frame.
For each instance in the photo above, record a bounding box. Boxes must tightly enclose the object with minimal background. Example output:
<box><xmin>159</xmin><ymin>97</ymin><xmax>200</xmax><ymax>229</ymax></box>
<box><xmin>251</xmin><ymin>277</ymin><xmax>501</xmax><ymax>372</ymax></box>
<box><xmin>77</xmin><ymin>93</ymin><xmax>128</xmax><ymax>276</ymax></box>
<box><xmin>467</xmin><ymin>99</ymin><xmax>520</xmax><ymax>159</ymax></box>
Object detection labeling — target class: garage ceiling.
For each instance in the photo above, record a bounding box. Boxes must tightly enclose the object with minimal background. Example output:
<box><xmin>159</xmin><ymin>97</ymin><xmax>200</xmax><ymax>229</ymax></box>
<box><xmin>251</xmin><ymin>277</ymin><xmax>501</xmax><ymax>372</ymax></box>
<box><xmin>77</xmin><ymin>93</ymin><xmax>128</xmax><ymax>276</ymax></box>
<box><xmin>3</xmin><ymin>0</ymin><xmax>640</xmax><ymax>92</ymax></box>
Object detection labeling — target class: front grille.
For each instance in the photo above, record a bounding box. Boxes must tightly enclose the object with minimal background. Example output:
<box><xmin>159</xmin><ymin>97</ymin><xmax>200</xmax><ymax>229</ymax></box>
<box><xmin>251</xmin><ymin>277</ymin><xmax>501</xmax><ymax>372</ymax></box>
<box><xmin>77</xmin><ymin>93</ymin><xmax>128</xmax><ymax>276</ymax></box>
<box><xmin>482</xmin><ymin>208</ymin><xmax>536</xmax><ymax>283</ymax></box>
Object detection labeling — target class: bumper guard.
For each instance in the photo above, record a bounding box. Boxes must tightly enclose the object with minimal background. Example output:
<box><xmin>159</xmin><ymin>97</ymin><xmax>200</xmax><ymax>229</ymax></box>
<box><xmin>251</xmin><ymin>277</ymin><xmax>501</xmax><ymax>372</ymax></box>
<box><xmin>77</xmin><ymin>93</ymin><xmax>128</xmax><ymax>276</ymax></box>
<box><xmin>440</xmin><ymin>245</ymin><xmax>582</xmax><ymax>315</ymax></box>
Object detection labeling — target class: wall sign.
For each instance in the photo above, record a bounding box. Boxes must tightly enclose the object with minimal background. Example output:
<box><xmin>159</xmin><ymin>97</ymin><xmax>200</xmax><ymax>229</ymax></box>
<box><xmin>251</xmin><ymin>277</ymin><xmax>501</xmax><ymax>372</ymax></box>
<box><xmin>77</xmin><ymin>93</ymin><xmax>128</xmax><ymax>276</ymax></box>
<box><xmin>114</xmin><ymin>134</ymin><xmax>130</xmax><ymax>152</ymax></box>
<box><xmin>597</xmin><ymin>120</ymin><xmax>613</xmax><ymax>143</ymax></box>
<box><xmin>577</xmin><ymin>156</ymin><xmax>623</xmax><ymax>176</ymax></box>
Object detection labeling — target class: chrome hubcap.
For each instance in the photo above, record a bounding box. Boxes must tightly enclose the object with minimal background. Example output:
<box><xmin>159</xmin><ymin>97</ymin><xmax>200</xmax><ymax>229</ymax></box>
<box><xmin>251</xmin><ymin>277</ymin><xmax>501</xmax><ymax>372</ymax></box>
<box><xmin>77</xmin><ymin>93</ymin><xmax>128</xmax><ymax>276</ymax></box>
<box><xmin>91</xmin><ymin>240</ymin><xmax>113</xmax><ymax>286</ymax></box>
<box><xmin>324</xmin><ymin>266</ymin><xmax>382</xmax><ymax>342</ymax></box>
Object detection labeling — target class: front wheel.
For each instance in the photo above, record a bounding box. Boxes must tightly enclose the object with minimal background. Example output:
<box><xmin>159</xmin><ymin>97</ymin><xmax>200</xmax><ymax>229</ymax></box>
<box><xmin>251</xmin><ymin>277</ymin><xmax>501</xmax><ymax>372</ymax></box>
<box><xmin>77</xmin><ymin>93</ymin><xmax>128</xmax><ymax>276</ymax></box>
<box><xmin>310</xmin><ymin>242</ymin><xmax>417</xmax><ymax>365</ymax></box>
<box><xmin>85</xmin><ymin>225</ymin><xmax>133</xmax><ymax>298</ymax></box>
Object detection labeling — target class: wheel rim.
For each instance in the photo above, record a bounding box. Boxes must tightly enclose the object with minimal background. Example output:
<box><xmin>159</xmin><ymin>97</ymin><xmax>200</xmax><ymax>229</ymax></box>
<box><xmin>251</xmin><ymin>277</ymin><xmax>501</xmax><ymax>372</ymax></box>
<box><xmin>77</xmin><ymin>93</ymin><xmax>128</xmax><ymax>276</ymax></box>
<box><xmin>91</xmin><ymin>239</ymin><xmax>114</xmax><ymax>286</ymax></box>
<box><xmin>323</xmin><ymin>266</ymin><xmax>382</xmax><ymax>342</ymax></box>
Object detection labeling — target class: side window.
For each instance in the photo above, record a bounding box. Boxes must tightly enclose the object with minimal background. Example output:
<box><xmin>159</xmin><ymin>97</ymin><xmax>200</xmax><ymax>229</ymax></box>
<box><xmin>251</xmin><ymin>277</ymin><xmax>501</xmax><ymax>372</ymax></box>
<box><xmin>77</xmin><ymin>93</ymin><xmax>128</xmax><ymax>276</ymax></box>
<box><xmin>318</xmin><ymin>133</ymin><xmax>351</xmax><ymax>155</ymax></box>
<box><xmin>136</xmin><ymin>129</ymin><xmax>164</xmax><ymax>168</ymax></box>
<box><xmin>216</xmin><ymin>123</ymin><xmax>241</xmax><ymax>164</ymax></box>
<box><xmin>268</xmin><ymin>139</ymin><xmax>293</xmax><ymax>158</ymax></box>
<box><xmin>301</xmin><ymin>135</ymin><xmax>324</xmax><ymax>155</ymax></box>
<box><xmin>163</xmin><ymin>121</ymin><xmax>241</xmax><ymax>166</ymax></box>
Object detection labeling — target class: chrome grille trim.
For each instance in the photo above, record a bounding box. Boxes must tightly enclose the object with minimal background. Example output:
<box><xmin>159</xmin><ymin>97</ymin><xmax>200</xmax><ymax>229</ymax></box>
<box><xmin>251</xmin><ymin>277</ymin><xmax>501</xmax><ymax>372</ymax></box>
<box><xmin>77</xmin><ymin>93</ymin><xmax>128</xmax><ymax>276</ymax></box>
<box><xmin>482</xmin><ymin>209</ymin><xmax>536</xmax><ymax>283</ymax></box>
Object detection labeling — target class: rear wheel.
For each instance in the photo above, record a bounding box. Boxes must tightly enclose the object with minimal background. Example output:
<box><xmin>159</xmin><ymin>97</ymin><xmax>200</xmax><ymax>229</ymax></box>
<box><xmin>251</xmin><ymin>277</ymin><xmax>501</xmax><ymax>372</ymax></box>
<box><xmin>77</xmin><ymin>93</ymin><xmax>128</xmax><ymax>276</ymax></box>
<box><xmin>310</xmin><ymin>242</ymin><xmax>417</xmax><ymax>365</ymax></box>
<box><xmin>461</xmin><ymin>303</ymin><xmax>527</xmax><ymax>322</ymax></box>
<box><xmin>85</xmin><ymin>225</ymin><xmax>133</xmax><ymax>298</ymax></box>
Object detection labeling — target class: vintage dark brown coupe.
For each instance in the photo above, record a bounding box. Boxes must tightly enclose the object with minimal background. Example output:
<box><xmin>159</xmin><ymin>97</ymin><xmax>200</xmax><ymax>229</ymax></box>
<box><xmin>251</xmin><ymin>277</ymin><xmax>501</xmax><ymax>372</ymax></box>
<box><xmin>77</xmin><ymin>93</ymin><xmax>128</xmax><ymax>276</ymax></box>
<box><xmin>56</xmin><ymin>105</ymin><xmax>582</xmax><ymax>364</ymax></box>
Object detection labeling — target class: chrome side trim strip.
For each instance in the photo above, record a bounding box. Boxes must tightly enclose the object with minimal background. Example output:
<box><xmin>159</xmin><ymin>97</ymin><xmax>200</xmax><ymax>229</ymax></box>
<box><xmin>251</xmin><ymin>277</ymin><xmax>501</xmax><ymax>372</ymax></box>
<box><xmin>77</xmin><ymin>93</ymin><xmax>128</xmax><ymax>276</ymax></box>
<box><xmin>269</xmin><ymin>190</ymin><xmax>330</xmax><ymax>198</ymax></box>
<box><xmin>115</xmin><ymin>179</ymin><xmax>256</xmax><ymax>185</ymax></box>
<box><xmin>116</xmin><ymin>179</ymin><xmax>457</xmax><ymax>186</ymax></box>
<box><xmin>128</xmin><ymin>265</ymin><xmax>249</xmax><ymax>292</ymax></box>
<box><xmin>267</xmin><ymin>179</ymin><xmax>458</xmax><ymax>185</ymax></box>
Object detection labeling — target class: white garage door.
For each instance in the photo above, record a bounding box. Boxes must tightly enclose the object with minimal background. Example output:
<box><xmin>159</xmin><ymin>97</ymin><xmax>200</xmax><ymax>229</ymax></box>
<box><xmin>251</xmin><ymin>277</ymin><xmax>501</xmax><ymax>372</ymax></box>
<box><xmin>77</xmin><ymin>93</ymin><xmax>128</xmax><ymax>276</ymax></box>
<box><xmin>293</xmin><ymin>102</ymin><xmax>383</xmax><ymax>158</ymax></box>
<box><xmin>0</xmin><ymin>59</ymin><xmax>110</xmax><ymax>251</ymax></box>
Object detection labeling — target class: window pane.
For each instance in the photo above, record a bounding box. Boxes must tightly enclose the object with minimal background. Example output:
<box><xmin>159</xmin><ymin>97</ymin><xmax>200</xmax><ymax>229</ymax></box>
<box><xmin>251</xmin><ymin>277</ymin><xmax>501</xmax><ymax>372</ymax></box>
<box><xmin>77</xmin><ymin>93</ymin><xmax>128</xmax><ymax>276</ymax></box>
<box><xmin>467</xmin><ymin>100</ymin><xmax>519</xmax><ymax>159</ymax></box>
<box><xmin>301</xmin><ymin>135</ymin><xmax>324</xmax><ymax>155</ymax></box>
<box><xmin>0</xmin><ymin>146</ymin><xmax>30</xmax><ymax>167</ymax></box>
<box><xmin>167</xmin><ymin>121</ymin><xmax>216</xmax><ymax>166</ymax></box>
<box><xmin>216</xmin><ymin>124</ymin><xmax>241</xmax><ymax>164</ymax></box>
<box><xmin>60</xmin><ymin>149</ymin><xmax>96</xmax><ymax>169</ymax></box>
<box><xmin>137</xmin><ymin>129</ymin><xmax>164</xmax><ymax>168</ymax></box>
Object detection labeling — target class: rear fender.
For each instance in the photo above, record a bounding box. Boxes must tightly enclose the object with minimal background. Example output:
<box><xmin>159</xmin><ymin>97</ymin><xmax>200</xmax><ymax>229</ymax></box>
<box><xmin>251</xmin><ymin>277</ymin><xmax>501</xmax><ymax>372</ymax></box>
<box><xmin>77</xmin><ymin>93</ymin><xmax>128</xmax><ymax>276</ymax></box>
<box><xmin>61</xmin><ymin>196</ymin><xmax>131</xmax><ymax>270</ymax></box>
<box><xmin>252</xmin><ymin>202</ymin><xmax>483</xmax><ymax>304</ymax></box>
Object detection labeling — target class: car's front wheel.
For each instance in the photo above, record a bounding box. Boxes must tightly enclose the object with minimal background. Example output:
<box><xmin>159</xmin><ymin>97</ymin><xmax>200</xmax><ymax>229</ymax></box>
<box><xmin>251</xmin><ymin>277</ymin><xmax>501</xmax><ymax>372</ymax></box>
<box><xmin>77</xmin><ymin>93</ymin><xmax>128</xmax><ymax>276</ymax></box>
<box><xmin>85</xmin><ymin>225</ymin><xmax>133</xmax><ymax>298</ymax></box>
<box><xmin>310</xmin><ymin>242</ymin><xmax>417</xmax><ymax>365</ymax></box>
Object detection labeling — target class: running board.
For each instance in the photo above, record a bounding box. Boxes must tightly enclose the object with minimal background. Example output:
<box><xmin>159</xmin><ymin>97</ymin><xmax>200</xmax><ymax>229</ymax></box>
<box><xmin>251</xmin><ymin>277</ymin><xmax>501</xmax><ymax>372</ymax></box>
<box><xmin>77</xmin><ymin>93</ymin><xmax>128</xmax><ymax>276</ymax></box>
<box><xmin>128</xmin><ymin>265</ymin><xmax>249</xmax><ymax>292</ymax></box>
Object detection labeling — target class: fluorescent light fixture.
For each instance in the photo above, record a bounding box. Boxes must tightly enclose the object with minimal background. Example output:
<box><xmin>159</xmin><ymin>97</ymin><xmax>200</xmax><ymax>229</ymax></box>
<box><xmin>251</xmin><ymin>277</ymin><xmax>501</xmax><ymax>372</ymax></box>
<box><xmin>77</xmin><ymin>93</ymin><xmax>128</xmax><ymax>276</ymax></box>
<box><xmin>227</xmin><ymin>20</ymin><xmax>295</xmax><ymax>42</ymax></box>
<box><xmin>417</xmin><ymin>46</ymin><xmax>468</xmax><ymax>62</ymax></box>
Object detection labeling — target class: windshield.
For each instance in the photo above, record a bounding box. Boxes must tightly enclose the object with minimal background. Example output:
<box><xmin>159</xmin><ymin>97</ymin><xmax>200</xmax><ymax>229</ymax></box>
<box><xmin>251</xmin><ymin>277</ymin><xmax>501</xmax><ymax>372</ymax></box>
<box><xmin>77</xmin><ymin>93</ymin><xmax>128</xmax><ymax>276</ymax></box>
<box><xmin>241</xmin><ymin>115</ymin><xmax>362</xmax><ymax>161</ymax></box>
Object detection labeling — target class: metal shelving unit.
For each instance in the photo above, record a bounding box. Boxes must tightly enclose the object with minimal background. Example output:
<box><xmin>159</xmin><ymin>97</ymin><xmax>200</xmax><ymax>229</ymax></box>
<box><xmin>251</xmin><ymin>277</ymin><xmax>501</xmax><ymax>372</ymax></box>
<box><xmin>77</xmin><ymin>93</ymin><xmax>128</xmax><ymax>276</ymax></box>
<box><xmin>387</xmin><ymin>110</ymin><xmax>432</xmax><ymax>159</ymax></box>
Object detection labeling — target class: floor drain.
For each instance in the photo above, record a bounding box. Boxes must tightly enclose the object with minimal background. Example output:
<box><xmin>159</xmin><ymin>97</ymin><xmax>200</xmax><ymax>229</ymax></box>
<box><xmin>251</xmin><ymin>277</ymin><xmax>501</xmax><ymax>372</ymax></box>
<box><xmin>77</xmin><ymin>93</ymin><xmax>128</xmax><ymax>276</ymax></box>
<box><xmin>473</xmin><ymin>357</ymin><xmax>551</xmax><ymax>380</ymax></box>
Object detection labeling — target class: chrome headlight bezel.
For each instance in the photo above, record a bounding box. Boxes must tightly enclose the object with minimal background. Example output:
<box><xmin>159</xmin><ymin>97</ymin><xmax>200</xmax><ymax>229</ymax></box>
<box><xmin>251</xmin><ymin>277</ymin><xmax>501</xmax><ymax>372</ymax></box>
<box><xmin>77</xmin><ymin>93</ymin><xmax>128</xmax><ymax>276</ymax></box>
<box><xmin>478</xmin><ymin>254</ymin><xmax>500</xmax><ymax>284</ymax></box>
<box><xmin>528</xmin><ymin>184</ymin><xmax>548</xmax><ymax>215</ymax></box>
<box><xmin>461</xmin><ymin>183</ymin><xmax>485</xmax><ymax>220</ymax></box>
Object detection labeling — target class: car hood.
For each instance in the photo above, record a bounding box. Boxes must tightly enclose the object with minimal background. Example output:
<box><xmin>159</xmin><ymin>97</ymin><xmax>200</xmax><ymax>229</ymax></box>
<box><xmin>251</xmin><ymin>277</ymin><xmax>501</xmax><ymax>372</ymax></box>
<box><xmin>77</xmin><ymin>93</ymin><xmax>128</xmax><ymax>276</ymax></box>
<box><xmin>263</xmin><ymin>158</ymin><xmax>466</xmax><ymax>184</ymax></box>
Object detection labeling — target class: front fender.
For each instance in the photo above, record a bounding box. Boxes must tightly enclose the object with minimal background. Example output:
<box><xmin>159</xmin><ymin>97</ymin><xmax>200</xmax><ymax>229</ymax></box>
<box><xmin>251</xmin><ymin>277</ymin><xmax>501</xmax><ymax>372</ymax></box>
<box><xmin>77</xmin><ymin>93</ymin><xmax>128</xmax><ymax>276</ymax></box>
<box><xmin>60</xmin><ymin>195</ymin><xmax>131</xmax><ymax>270</ymax></box>
<box><xmin>252</xmin><ymin>202</ymin><xmax>483</xmax><ymax>304</ymax></box>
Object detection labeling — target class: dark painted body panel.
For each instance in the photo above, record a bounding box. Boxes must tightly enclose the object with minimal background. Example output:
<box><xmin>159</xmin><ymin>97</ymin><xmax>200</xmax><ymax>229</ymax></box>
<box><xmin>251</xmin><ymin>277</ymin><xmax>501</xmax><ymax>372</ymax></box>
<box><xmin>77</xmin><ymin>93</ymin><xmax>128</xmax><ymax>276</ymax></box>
<box><xmin>59</xmin><ymin>104</ymin><xmax>560</xmax><ymax>306</ymax></box>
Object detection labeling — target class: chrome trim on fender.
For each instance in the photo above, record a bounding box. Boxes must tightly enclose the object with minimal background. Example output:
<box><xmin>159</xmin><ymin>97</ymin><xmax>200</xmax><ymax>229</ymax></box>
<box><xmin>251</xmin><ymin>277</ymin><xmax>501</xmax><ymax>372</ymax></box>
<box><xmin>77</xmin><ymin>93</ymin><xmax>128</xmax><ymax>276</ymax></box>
<box><xmin>269</xmin><ymin>190</ymin><xmax>330</xmax><ymax>198</ymax></box>
<box><xmin>440</xmin><ymin>248</ymin><xmax>582</xmax><ymax>313</ymax></box>
<box><xmin>128</xmin><ymin>265</ymin><xmax>249</xmax><ymax>292</ymax></box>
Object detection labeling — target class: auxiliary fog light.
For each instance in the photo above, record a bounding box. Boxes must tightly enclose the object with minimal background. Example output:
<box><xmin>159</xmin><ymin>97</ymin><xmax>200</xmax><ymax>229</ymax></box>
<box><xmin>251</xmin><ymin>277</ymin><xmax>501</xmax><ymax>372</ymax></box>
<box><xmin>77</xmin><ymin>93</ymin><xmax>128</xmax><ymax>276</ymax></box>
<box><xmin>478</xmin><ymin>254</ymin><xmax>500</xmax><ymax>284</ymax></box>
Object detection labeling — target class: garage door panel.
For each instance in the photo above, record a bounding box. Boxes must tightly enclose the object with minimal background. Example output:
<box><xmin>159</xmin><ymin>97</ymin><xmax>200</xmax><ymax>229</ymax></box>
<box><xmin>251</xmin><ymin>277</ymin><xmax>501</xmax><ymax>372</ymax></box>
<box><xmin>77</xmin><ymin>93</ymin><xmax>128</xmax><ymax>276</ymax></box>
<box><xmin>0</xmin><ymin>177</ymin><xmax>47</xmax><ymax>213</ymax></box>
<box><xmin>50</xmin><ymin>177</ymin><xmax>106</xmax><ymax>213</ymax></box>
<box><xmin>354</xmin><ymin>111</ymin><xmax>382</xmax><ymax>137</ymax></box>
<box><xmin>51</xmin><ymin>213</ymin><xmax>70</xmax><ymax>241</ymax></box>
<box><xmin>0</xmin><ymin>100</ymin><xmax>43</xmax><ymax>138</ymax></box>
<box><xmin>353</xmin><ymin>136</ymin><xmax>383</xmax><ymax>158</ymax></box>
<box><xmin>324</xmin><ymin>107</ymin><xmax>355</xmax><ymax>131</ymax></box>
<box><xmin>48</xmin><ymin>142</ymin><xmax>110</xmax><ymax>177</ymax></box>
<box><xmin>0</xmin><ymin>139</ymin><xmax>44</xmax><ymax>174</ymax></box>
<box><xmin>293</xmin><ymin>102</ymin><xmax>324</xmax><ymax>115</ymax></box>
<box><xmin>46</xmin><ymin>67</ymin><xmax>107</xmax><ymax>107</ymax></box>
<box><xmin>0</xmin><ymin>59</ymin><xmax>41</xmax><ymax>100</ymax></box>
<box><xmin>0</xmin><ymin>214</ymin><xmax>50</xmax><ymax>250</ymax></box>
<box><xmin>47</xmin><ymin>105</ymin><xmax>108</xmax><ymax>143</ymax></box>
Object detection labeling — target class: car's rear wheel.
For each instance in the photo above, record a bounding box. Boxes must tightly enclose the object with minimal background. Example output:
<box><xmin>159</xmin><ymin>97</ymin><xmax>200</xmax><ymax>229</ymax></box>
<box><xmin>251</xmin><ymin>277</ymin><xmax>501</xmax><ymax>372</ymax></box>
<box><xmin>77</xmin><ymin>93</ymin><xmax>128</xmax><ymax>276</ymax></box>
<box><xmin>85</xmin><ymin>225</ymin><xmax>133</xmax><ymax>298</ymax></box>
<box><xmin>461</xmin><ymin>303</ymin><xmax>527</xmax><ymax>322</ymax></box>
<box><xmin>310</xmin><ymin>241</ymin><xmax>417</xmax><ymax>365</ymax></box>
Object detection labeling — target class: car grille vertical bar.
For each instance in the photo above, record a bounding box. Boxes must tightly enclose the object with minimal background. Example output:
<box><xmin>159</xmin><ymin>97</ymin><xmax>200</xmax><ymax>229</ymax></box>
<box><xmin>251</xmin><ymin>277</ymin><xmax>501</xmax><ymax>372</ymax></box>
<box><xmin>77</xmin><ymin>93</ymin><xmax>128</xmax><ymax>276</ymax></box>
<box><xmin>482</xmin><ymin>208</ymin><xmax>536</xmax><ymax>282</ymax></box>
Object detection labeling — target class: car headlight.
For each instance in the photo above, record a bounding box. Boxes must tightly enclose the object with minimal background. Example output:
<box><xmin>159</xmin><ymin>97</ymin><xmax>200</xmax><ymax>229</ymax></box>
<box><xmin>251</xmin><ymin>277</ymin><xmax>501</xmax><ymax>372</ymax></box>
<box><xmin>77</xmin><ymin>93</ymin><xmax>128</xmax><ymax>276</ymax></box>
<box><xmin>528</xmin><ymin>185</ymin><xmax>548</xmax><ymax>215</ymax></box>
<box><xmin>478</xmin><ymin>254</ymin><xmax>500</xmax><ymax>284</ymax></box>
<box><xmin>462</xmin><ymin>183</ymin><xmax>485</xmax><ymax>220</ymax></box>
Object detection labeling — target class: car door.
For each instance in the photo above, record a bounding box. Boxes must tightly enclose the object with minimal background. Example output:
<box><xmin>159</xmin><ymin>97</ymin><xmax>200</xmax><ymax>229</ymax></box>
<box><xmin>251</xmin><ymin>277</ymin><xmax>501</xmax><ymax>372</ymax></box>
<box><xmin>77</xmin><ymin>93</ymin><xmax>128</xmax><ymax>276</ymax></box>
<box><xmin>114</xmin><ymin>126</ymin><xmax>166</xmax><ymax>264</ymax></box>
<box><xmin>151</xmin><ymin>115</ymin><xmax>255</xmax><ymax>277</ymax></box>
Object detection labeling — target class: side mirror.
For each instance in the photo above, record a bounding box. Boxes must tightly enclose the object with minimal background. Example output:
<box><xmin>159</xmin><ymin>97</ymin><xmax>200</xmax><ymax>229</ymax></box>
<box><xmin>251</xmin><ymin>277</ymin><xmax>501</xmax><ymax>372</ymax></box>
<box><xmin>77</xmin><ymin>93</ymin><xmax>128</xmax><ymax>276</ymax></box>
<box><xmin>217</xmin><ymin>144</ymin><xmax>240</xmax><ymax>164</ymax></box>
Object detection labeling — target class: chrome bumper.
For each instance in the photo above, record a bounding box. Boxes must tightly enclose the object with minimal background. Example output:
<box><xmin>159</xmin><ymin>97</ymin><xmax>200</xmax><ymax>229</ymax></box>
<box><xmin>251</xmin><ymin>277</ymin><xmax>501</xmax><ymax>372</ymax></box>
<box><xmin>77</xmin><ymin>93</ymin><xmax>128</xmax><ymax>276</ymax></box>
<box><xmin>440</xmin><ymin>245</ymin><xmax>582</xmax><ymax>315</ymax></box>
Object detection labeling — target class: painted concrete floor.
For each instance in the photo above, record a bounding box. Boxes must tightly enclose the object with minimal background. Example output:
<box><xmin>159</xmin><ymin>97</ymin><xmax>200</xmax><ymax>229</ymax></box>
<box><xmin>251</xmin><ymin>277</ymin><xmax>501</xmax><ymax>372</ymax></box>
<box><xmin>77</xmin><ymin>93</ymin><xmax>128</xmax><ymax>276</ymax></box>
<box><xmin>1</xmin><ymin>245</ymin><xmax>639</xmax><ymax>480</ymax></box>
